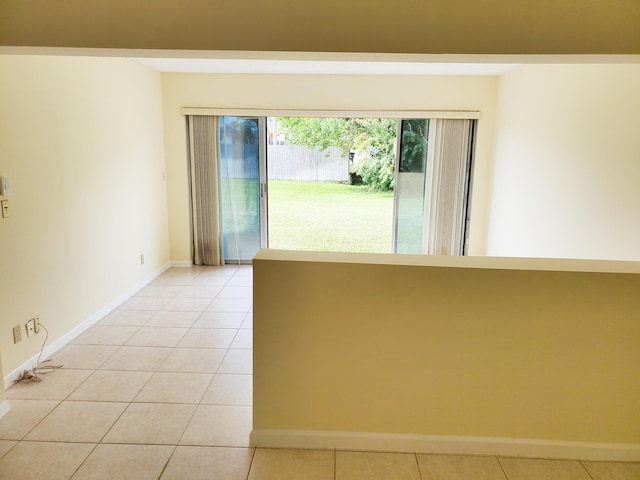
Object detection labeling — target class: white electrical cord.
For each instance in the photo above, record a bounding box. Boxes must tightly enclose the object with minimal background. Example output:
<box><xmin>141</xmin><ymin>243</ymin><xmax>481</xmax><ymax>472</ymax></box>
<box><xmin>14</xmin><ymin>323</ymin><xmax>63</xmax><ymax>383</ymax></box>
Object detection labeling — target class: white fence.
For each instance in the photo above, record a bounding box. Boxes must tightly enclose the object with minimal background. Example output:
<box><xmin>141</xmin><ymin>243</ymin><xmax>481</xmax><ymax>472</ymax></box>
<box><xmin>267</xmin><ymin>145</ymin><xmax>349</xmax><ymax>182</ymax></box>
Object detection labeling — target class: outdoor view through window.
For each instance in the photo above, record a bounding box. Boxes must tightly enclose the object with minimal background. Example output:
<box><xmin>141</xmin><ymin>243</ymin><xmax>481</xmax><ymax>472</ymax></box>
<box><xmin>189</xmin><ymin>115</ymin><xmax>475</xmax><ymax>263</ymax></box>
<box><xmin>267</xmin><ymin>117</ymin><xmax>397</xmax><ymax>254</ymax></box>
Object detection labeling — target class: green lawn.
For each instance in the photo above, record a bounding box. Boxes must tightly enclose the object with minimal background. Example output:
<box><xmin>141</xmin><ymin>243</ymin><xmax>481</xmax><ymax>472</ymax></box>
<box><xmin>267</xmin><ymin>180</ymin><xmax>394</xmax><ymax>253</ymax></box>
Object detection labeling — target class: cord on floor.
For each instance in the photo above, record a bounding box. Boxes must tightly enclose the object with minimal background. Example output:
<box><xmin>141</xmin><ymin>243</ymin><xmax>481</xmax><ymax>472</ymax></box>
<box><xmin>14</xmin><ymin>323</ymin><xmax>63</xmax><ymax>383</ymax></box>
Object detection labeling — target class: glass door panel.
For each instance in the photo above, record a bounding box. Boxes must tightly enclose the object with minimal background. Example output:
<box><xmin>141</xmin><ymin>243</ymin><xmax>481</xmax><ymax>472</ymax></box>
<box><xmin>219</xmin><ymin>116</ymin><xmax>263</xmax><ymax>262</ymax></box>
<box><xmin>393</xmin><ymin>119</ymin><xmax>430</xmax><ymax>254</ymax></box>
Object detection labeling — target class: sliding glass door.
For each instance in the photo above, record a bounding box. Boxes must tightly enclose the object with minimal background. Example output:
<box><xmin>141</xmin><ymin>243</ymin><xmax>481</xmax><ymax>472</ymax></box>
<box><xmin>393</xmin><ymin>119</ymin><xmax>430</xmax><ymax>254</ymax></box>
<box><xmin>189</xmin><ymin>113</ymin><xmax>475</xmax><ymax>263</ymax></box>
<box><xmin>393</xmin><ymin>118</ymin><xmax>476</xmax><ymax>255</ymax></box>
<box><xmin>219</xmin><ymin>116</ymin><xmax>267</xmax><ymax>262</ymax></box>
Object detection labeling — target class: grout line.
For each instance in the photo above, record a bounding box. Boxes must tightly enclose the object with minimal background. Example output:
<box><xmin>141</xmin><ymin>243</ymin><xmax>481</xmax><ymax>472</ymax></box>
<box><xmin>173</xmin><ymin>401</ymin><xmax>202</xmax><ymax>449</ymax></box>
<box><xmin>156</xmin><ymin>445</ymin><xmax>177</xmax><ymax>480</ymax></box>
<box><xmin>66</xmin><ymin>441</ymin><xmax>101</xmax><ymax>480</ymax></box>
<box><xmin>245</xmin><ymin>446</ymin><xmax>257</xmax><ymax>480</ymax></box>
<box><xmin>0</xmin><ymin>440</ymin><xmax>19</xmax><ymax>461</ymax></box>
<box><xmin>579</xmin><ymin>459</ymin><xmax>597</xmax><ymax>480</ymax></box>
<box><xmin>414</xmin><ymin>452</ymin><xmax>423</xmax><ymax>480</ymax></box>
<box><xmin>496</xmin><ymin>456</ymin><xmax>510</xmax><ymax>480</ymax></box>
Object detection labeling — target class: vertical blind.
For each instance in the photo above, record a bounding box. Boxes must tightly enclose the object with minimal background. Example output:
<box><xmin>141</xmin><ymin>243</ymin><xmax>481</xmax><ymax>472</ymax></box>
<box><xmin>188</xmin><ymin>115</ymin><xmax>223</xmax><ymax>265</ymax></box>
<box><xmin>423</xmin><ymin>119</ymin><xmax>473</xmax><ymax>255</ymax></box>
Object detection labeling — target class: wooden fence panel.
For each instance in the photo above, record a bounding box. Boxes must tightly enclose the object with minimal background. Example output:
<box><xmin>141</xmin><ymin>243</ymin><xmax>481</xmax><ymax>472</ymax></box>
<box><xmin>268</xmin><ymin>145</ymin><xmax>349</xmax><ymax>182</ymax></box>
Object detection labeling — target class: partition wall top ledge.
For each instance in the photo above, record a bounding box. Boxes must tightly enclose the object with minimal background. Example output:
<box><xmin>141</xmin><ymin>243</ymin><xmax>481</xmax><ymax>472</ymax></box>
<box><xmin>255</xmin><ymin>249</ymin><xmax>640</xmax><ymax>275</ymax></box>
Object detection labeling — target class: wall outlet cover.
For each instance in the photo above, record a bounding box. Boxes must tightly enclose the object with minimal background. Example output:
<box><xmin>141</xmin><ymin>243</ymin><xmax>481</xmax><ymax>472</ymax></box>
<box><xmin>0</xmin><ymin>177</ymin><xmax>9</xmax><ymax>196</ymax></box>
<box><xmin>12</xmin><ymin>325</ymin><xmax>21</xmax><ymax>343</ymax></box>
<box><xmin>26</xmin><ymin>318</ymin><xmax>35</xmax><ymax>338</ymax></box>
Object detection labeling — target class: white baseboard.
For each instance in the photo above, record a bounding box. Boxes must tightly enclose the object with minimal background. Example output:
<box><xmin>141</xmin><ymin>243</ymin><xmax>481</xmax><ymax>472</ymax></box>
<box><xmin>3</xmin><ymin>261</ymin><xmax>172</xmax><ymax>389</ymax></box>
<box><xmin>170</xmin><ymin>260</ymin><xmax>194</xmax><ymax>267</ymax></box>
<box><xmin>0</xmin><ymin>400</ymin><xmax>10</xmax><ymax>420</ymax></box>
<box><xmin>250</xmin><ymin>429</ymin><xmax>640</xmax><ymax>462</ymax></box>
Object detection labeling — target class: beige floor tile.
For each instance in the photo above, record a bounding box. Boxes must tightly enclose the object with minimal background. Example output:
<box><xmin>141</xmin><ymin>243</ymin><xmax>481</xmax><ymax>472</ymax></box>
<box><xmin>336</xmin><ymin>451</ymin><xmax>420</xmax><ymax>480</ymax></box>
<box><xmin>188</xmin><ymin>275</ymin><xmax>232</xmax><ymax>287</ymax></box>
<box><xmin>180</xmin><ymin>405</ymin><xmax>252</xmax><ymax>447</ymax></box>
<box><xmin>48</xmin><ymin>344</ymin><xmax>118</xmax><ymax>369</ymax></box>
<box><xmin>0</xmin><ymin>440</ymin><xmax>16</xmax><ymax>459</ymax></box>
<box><xmin>70</xmin><ymin>325</ymin><xmax>139</xmax><ymax>345</ymax></box>
<box><xmin>201</xmin><ymin>374</ymin><xmax>252</xmax><ymax>406</ymax></box>
<box><xmin>193</xmin><ymin>312</ymin><xmax>246</xmax><ymax>329</ymax></box>
<box><xmin>207</xmin><ymin>298</ymin><xmax>252</xmax><ymax>313</ymax></box>
<box><xmin>6</xmin><ymin>369</ymin><xmax>93</xmax><ymax>400</ymax></box>
<box><xmin>248</xmin><ymin>448</ymin><xmax>334</xmax><ymax>480</ymax></box>
<box><xmin>134</xmin><ymin>372</ymin><xmax>213</xmax><ymax>404</ymax></box>
<box><xmin>158</xmin><ymin>348</ymin><xmax>226</xmax><ymax>373</ymax></box>
<box><xmin>582</xmin><ymin>461</ymin><xmax>640</xmax><ymax>480</ymax></box>
<box><xmin>0</xmin><ymin>399</ymin><xmax>60</xmax><ymax>440</ymax></box>
<box><xmin>25</xmin><ymin>401</ymin><xmax>127</xmax><ymax>442</ymax></box>
<box><xmin>98</xmin><ymin>309</ymin><xmax>157</xmax><ymax>326</ymax></box>
<box><xmin>135</xmin><ymin>285</ymin><xmax>183</xmax><ymax>297</ymax></box>
<box><xmin>68</xmin><ymin>370</ymin><xmax>153</xmax><ymax>402</ymax></box>
<box><xmin>241</xmin><ymin>313</ymin><xmax>253</xmax><ymax>329</ymax></box>
<box><xmin>417</xmin><ymin>454</ymin><xmax>506</xmax><ymax>480</ymax></box>
<box><xmin>230</xmin><ymin>330</ymin><xmax>252</xmax><ymax>349</ymax></box>
<box><xmin>198</xmin><ymin>267</ymin><xmax>238</xmax><ymax>277</ymax></box>
<box><xmin>71</xmin><ymin>444</ymin><xmax>174</xmax><ymax>480</ymax></box>
<box><xmin>99</xmin><ymin>346</ymin><xmax>171</xmax><ymax>371</ymax></box>
<box><xmin>161</xmin><ymin>446</ymin><xmax>254</xmax><ymax>480</ymax></box>
<box><xmin>146</xmin><ymin>310</ymin><xmax>200</xmax><ymax>328</ymax></box>
<box><xmin>226</xmin><ymin>275</ymin><xmax>253</xmax><ymax>287</ymax></box>
<box><xmin>165</xmin><ymin>297</ymin><xmax>214</xmax><ymax>312</ymax></box>
<box><xmin>178</xmin><ymin>285</ymin><xmax>224</xmax><ymax>298</ymax></box>
<box><xmin>152</xmin><ymin>269</ymin><xmax>201</xmax><ymax>286</ymax></box>
<box><xmin>178</xmin><ymin>329</ymin><xmax>237</xmax><ymax>348</ymax></box>
<box><xmin>125</xmin><ymin>327</ymin><xmax>188</xmax><ymax>347</ymax></box>
<box><xmin>118</xmin><ymin>296</ymin><xmax>170</xmax><ymax>311</ymax></box>
<box><xmin>0</xmin><ymin>441</ymin><xmax>94</xmax><ymax>480</ymax></box>
<box><xmin>103</xmin><ymin>403</ymin><xmax>196</xmax><ymax>445</ymax></box>
<box><xmin>218</xmin><ymin>349</ymin><xmax>252</xmax><ymax>374</ymax></box>
<box><xmin>498</xmin><ymin>457</ymin><xmax>592</xmax><ymax>480</ymax></box>
<box><xmin>218</xmin><ymin>286</ymin><xmax>253</xmax><ymax>299</ymax></box>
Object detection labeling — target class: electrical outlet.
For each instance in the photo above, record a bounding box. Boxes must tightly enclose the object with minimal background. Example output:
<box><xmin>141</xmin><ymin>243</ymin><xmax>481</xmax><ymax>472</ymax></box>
<box><xmin>12</xmin><ymin>325</ymin><xmax>21</xmax><ymax>343</ymax></box>
<box><xmin>140</xmin><ymin>254</ymin><xmax>145</xmax><ymax>265</ymax></box>
<box><xmin>26</xmin><ymin>318</ymin><xmax>35</xmax><ymax>338</ymax></box>
<box><xmin>34</xmin><ymin>315</ymin><xmax>41</xmax><ymax>334</ymax></box>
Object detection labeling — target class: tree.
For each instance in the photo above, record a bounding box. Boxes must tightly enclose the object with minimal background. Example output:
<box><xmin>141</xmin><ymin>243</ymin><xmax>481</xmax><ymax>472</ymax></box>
<box><xmin>350</xmin><ymin>118</ymin><xmax>396</xmax><ymax>191</ymax></box>
<box><xmin>275</xmin><ymin>117</ymin><xmax>397</xmax><ymax>191</ymax></box>
<box><xmin>399</xmin><ymin>119</ymin><xmax>428</xmax><ymax>173</ymax></box>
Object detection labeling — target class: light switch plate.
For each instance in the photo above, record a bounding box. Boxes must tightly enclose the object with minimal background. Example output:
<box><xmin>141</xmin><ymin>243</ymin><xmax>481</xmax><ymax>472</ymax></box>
<box><xmin>0</xmin><ymin>177</ymin><xmax>9</xmax><ymax>196</ymax></box>
<box><xmin>1</xmin><ymin>199</ymin><xmax>8</xmax><ymax>218</ymax></box>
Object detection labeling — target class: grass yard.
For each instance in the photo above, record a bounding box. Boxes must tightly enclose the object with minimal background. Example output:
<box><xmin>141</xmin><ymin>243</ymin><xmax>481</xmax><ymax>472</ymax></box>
<box><xmin>267</xmin><ymin>180</ymin><xmax>394</xmax><ymax>253</ymax></box>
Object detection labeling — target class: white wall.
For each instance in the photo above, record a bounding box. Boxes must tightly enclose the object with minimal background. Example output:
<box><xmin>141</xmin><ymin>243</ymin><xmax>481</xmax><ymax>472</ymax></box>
<box><xmin>0</xmin><ymin>55</ymin><xmax>170</xmax><ymax>377</ymax></box>
<box><xmin>488</xmin><ymin>65</ymin><xmax>640</xmax><ymax>260</ymax></box>
<box><xmin>161</xmin><ymin>73</ymin><xmax>499</xmax><ymax>260</ymax></box>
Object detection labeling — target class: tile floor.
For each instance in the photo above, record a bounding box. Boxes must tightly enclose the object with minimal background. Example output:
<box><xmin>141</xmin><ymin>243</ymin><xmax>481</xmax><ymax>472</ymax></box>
<box><xmin>0</xmin><ymin>266</ymin><xmax>638</xmax><ymax>479</ymax></box>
